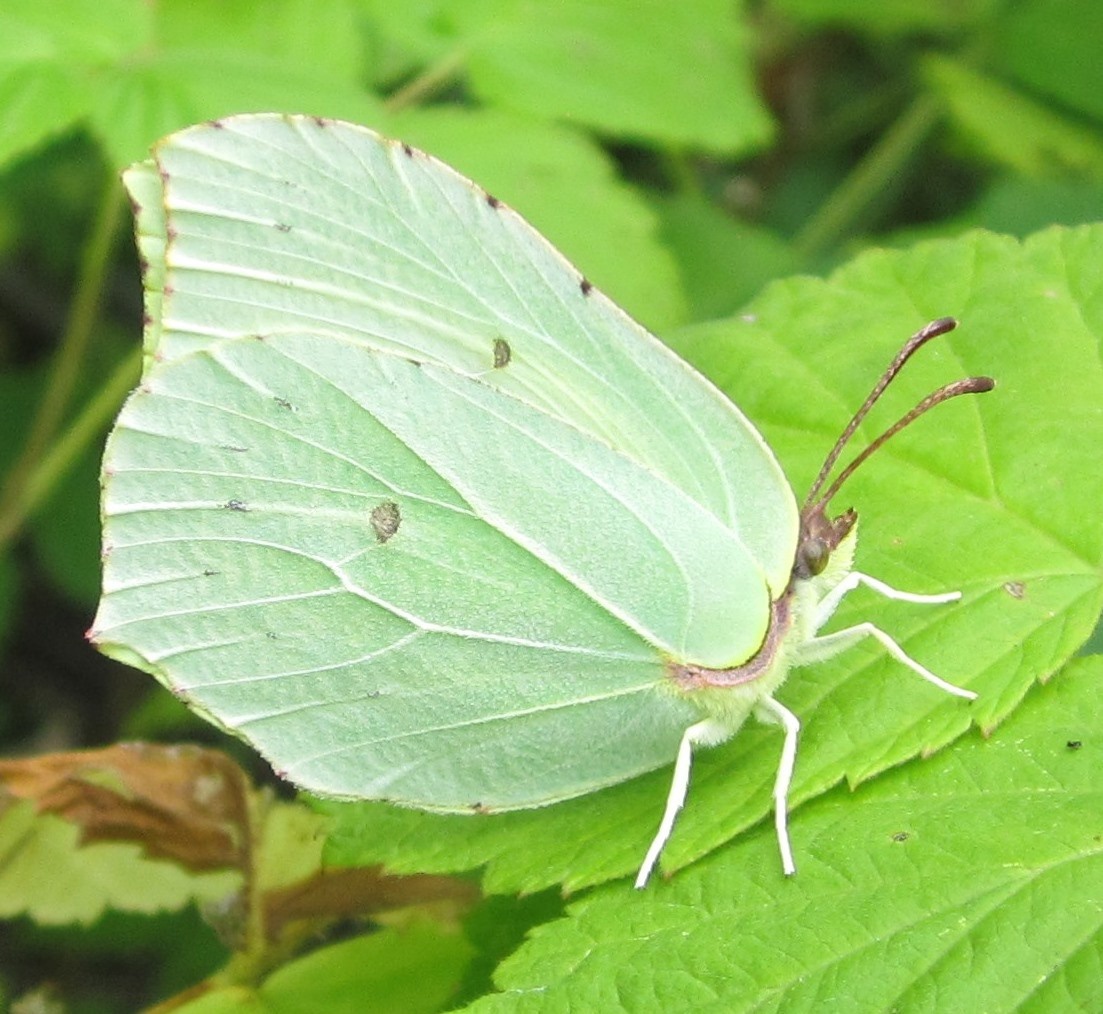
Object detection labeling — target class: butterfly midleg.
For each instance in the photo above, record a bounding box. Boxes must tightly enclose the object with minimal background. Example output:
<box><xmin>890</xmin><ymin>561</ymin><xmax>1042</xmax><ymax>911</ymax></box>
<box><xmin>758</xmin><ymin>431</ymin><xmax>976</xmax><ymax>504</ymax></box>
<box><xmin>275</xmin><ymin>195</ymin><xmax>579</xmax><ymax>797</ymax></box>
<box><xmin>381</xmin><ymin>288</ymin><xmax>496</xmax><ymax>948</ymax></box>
<box><xmin>803</xmin><ymin>622</ymin><xmax>975</xmax><ymax>699</ymax></box>
<box><xmin>753</xmin><ymin>695</ymin><xmax>800</xmax><ymax>875</ymax></box>
<box><xmin>635</xmin><ymin>717</ymin><xmax>728</xmax><ymax>889</ymax></box>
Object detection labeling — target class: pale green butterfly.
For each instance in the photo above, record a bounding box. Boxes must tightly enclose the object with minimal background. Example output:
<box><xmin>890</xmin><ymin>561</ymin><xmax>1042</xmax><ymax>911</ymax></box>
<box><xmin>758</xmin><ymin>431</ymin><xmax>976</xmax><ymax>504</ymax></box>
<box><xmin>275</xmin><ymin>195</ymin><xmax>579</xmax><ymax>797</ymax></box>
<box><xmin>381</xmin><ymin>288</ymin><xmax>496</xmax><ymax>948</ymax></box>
<box><xmin>92</xmin><ymin>115</ymin><xmax>992</xmax><ymax>888</ymax></box>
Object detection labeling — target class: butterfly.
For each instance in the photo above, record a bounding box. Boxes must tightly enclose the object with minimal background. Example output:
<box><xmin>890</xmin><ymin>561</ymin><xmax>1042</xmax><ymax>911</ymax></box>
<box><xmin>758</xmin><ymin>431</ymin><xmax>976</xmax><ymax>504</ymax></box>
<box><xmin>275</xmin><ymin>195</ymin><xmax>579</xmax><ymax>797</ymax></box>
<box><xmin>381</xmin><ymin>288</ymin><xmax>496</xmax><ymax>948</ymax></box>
<box><xmin>92</xmin><ymin>115</ymin><xmax>992</xmax><ymax>887</ymax></box>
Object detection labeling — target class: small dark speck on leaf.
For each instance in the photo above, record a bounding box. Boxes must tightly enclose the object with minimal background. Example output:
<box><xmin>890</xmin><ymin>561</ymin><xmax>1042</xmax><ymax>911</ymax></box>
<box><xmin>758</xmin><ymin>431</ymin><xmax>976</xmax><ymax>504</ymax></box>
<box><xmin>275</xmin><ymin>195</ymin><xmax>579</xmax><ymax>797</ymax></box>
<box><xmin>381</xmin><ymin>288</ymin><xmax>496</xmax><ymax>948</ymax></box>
<box><xmin>275</xmin><ymin>222</ymin><xmax>292</xmax><ymax>233</ymax></box>
<box><xmin>223</xmin><ymin>499</ymin><xmax>248</xmax><ymax>512</ymax></box>
<box><xmin>210</xmin><ymin>119</ymin><xmax>226</xmax><ymax>129</ymax></box>
<box><xmin>486</xmin><ymin>193</ymin><xmax>502</xmax><ymax>209</ymax></box>
<box><xmin>166</xmin><ymin>225</ymin><xmax>178</xmax><ymax>241</ymax></box>
<box><xmin>163</xmin><ymin>283</ymin><xmax>174</xmax><ymax>297</ymax></box>
<box><xmin>266</xmin><ymin>632</ymin><xmax>278</xmax><ymax>640</ymax></box>
<box><xmin>892</xmin><ymin>831</ymin><xmax>910</xmax><ymax>843</ymax></box>
<box><xmin>580</xmin><ymin>278</ymin><xmax>593</xmax><ymax>295</ymax></box>
<box><xmin>219</xmin><ymin>444</ymin><xmax>249</xmax><ymax>453</ymax></box>
<box><xmin>402</xmin><ymin>143</ymin><xmax>414</xmax><ymax>157</ymax></box>
<box><xmin>274</xmin><ymin>396</ymin><xmax>294</xmax><ymax>411</ymax></box>
<box><xmin>1004</xmin><ymin>581</ymin><xmax>1026</xmax><ymax>599</ymax></box>
<box><xmin>203</xmin><ymin>569</ymin><xmax>218</xmax><ymax>577</ymax></box>
<box><xmin>493</xmin><ymin>338</ymin><xmax>511</xmax><ymax>368</ymax></box>
<box><xmin>1067</xmin><ymin>740</ymin><xmax>1083</xmax><ymax>750</ymax></box>
<box><xmin>371</xmin><ymin>500</ymin><xmax>402</xmax><ymax>543</ymax></box>
<box><xmin>471</xmin><ymin>802</ymin><xmax>490</xmax><ymax>814</ymax></box>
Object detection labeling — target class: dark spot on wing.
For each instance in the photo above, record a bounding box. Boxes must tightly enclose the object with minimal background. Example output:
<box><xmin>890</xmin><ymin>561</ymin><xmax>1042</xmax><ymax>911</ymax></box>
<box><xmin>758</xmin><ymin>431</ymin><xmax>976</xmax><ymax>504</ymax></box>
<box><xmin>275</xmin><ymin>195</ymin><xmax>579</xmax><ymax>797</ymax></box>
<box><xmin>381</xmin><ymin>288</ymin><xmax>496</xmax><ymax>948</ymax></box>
<box><xmin>370</xmin><ymin>500</ymin><xmax>402</xmax><ymax>543</ymax></box>
<box><xmin>493</xmin><ymin>338</ymin><xmax>511</xmax><ymax>369</ymax></box>
<box><xmin>580</xmin><ymin>278</ymin><xmax>593</xmax><ymax>296</ymax></box>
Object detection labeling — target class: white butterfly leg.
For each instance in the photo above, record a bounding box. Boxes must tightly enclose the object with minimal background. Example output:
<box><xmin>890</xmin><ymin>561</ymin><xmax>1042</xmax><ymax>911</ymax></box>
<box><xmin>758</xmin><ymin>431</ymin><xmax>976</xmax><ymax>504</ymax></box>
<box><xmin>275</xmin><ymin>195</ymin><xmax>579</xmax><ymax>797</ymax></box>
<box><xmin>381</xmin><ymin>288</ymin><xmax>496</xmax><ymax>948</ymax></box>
<box><xmin>815</xmin><ymin>570</ymin><xmax>960</xmax><ymax>630</ymax></box>
<box><xmin>807</xmin><ymin>569</ymin><xmax>975</xmax><ymax>698</ymax></box>
<box><xmin>635</xmin><ymin>718</ymin><xmax>727</xmax><ymax>889</ymax></box>
<box><xmin>754</xmin><ymin>696</ymin><xmax>800</xmax><ymax>876</ymax></box>
<box><xmin>804</xmin><ymin>621</ymin><xmax>976</xmax><ymax>699</ymax></box>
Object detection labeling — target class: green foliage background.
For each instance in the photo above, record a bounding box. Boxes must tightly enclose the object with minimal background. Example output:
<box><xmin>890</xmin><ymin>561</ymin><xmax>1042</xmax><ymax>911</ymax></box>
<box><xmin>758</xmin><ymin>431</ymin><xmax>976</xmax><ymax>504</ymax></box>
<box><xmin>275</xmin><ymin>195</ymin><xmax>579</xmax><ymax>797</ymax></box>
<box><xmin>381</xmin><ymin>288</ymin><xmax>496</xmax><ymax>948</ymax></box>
<box><xmin>0</xmin><ymin>0</ymin><xmax>1101</xmax><ymax>1010</ymax></box>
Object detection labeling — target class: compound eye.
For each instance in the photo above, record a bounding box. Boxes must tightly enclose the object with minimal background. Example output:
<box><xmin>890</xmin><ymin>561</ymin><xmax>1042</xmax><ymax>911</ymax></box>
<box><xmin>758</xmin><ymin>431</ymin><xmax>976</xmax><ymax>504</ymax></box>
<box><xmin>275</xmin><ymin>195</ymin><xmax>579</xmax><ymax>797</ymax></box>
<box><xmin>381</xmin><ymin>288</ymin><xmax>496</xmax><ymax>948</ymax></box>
<box><xmin>798</xmin><ymin>537</ymin><xmax>831</xmax><ymax>578</ymax></box>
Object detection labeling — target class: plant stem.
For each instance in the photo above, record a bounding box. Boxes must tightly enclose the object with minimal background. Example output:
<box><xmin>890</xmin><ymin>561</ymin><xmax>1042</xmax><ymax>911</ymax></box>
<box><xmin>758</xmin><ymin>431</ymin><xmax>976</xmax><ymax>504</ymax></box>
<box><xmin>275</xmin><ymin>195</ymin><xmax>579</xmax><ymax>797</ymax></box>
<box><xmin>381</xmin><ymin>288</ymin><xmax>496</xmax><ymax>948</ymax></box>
<box><xmin>0</xmin><ymin>171</ymin><xmax>126</xmax><ymax>549</ymax></box>
<box><xmin>793</xmin><ymin>95</ymin><xmax>941</xmax><ymax>262</ymax></box>
<box><xmin>385</xmin><ymin>48</ymin><xmax>467</xmax><ymax>112</ymax></box>
<box><xmin>0</xmin><ymin>345</ymin><xmax>142</xmax><ymax>546</ymax></box>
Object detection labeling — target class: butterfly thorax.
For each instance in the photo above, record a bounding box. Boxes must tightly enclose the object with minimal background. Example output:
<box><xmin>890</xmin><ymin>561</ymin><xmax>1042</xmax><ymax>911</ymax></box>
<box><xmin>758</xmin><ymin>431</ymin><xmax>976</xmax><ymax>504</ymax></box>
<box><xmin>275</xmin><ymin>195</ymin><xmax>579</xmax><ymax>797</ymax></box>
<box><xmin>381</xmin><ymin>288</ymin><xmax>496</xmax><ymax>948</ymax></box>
<box><xmin>664</xmin><ymin>517</ymin><xmax>859</xmax><ymax>735</ymax></box>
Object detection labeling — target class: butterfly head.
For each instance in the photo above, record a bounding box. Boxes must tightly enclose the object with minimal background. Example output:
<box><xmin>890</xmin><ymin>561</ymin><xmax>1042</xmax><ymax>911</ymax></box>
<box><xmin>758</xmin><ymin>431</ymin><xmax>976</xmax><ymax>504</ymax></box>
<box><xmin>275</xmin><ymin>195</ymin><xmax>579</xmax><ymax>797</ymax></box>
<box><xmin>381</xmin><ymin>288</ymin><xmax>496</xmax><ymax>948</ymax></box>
<box><xmin>793</xmin><ymin>317</ymin><xmax>994</xmax><ymax>585</ymax></box>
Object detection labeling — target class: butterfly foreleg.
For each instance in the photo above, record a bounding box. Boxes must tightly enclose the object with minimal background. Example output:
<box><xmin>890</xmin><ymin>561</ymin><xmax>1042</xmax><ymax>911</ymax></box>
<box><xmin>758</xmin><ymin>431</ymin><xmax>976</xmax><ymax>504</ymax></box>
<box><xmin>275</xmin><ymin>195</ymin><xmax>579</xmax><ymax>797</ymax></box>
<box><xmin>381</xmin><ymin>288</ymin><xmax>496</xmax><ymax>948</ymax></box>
<box><xmin>800</xmin><ymin>620</ymin><xmax>975</xmax><ymax>699</ymax></box>
<box><xmin>814</xmin><ymin>570</ymin><xmax>960</xmax><ymax>630</ymax></box>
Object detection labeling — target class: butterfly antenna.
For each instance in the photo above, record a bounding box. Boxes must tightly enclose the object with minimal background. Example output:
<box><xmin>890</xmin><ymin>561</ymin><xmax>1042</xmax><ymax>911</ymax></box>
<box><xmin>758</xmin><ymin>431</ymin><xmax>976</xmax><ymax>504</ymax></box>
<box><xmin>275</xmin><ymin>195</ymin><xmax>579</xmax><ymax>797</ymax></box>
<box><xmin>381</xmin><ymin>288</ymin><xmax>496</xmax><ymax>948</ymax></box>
<box><xmin>803</xmin><ymin>318</ymin><xmax>993</xmax><ymax>514</ymax></box>
<box><xmin>809</xmin><ymin>374</ymin><xmax>994</xmax><ymax>514</ymax></box>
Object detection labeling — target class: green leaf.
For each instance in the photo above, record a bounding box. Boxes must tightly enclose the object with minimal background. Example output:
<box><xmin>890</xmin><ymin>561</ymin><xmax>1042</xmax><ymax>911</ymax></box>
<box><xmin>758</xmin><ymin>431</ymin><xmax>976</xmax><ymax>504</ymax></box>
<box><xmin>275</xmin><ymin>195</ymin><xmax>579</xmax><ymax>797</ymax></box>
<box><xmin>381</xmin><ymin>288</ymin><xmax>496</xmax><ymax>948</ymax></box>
<box><xmin>995</xmin><ymin>0</ymin><xmax>1103</xmax><ymax>125</ymax></box>
<box><xmin>0</xmin><ymin>0</ymin><xmax>147</xmax><ymax>63</ymax></box>
<box><xmin>924</xmin><ymin>55</ymin><xmax>1103</xmax><ymax>178</ymax></box>
<box><xmin>458</xmin><ymin>0</ymin><xmax>773</xmax><ymax>154</ymax></box>
<box><xmin>0</xmin><ymin>62</ymin><xmax>91</xmax><ymax>168</ymax></box>
<box><xmin>651</xmin><ymin>193</ymin><xmax>796</xmax><ymax>320</ymax></box>
<box><xmin>156</xmin><ymin>0</ymin><xmax>361</xmax><ymax>77</ymax></box>
<box><xmin>772</xmin><ymin>0</ymin><xmax>998</xmax><ymax>33</ymax></box>
<box><xmin>0</xmin><ymin>0</ymin><xmax>147</xmax><ymax>167</ymax></box>
<box><xmin>322</xmin><ymin>225</ymin><xmax>1103</xmax><ymax>892</ymax></box>
<box><xmin>175</xmin><ymin>921</ymin><xmax>473</xmax><ymax>1014</ymax></box>
<box><xmin>469</xmin><ymin>656</ymin><xmax>1103</xmax><ymax>1011</ymax></box>
<box><xmin>89</xmin><ymin>0</ymin><xmax>380</xmax><ymax>167</ymax></box>
<box><xmin>90</xmin><ymin>50</ymin><xmax>385</xmax><ymax>169</ymax></box>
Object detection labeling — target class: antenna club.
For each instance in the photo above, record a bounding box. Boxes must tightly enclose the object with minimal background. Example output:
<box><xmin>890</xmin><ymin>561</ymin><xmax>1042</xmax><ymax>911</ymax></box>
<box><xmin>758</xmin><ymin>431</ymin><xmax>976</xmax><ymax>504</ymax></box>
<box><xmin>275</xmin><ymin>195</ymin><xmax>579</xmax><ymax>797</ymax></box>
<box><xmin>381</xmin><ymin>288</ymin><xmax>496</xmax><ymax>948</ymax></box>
<box><xmin>924</xmin><ymin>317</ymin><xmax>958</xmax><ymax>337</ymax></box>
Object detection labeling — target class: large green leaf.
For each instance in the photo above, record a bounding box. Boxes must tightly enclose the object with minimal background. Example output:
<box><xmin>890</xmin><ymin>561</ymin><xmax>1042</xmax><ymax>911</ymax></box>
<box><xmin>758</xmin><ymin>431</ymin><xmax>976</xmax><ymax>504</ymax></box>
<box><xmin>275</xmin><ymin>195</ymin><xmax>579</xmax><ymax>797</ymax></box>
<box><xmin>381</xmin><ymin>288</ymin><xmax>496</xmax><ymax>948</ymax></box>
<box><xmin>322</xmin><ymin>226</ymin><xmax>1103</xmax><ymax>892</ymax></box>
<box><xmin>467</xmin><ymin>656</ymin><xmax>1103</xmax><ymax>1011</ymax></box>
